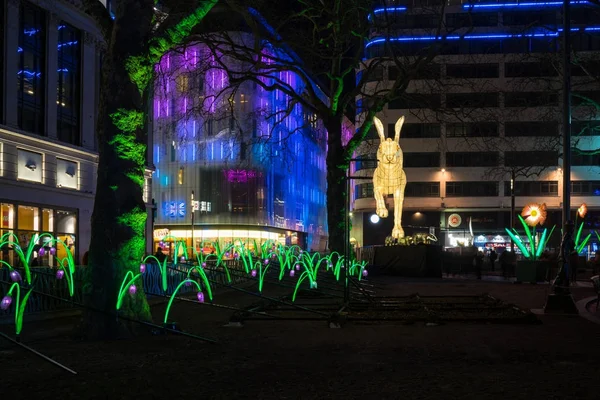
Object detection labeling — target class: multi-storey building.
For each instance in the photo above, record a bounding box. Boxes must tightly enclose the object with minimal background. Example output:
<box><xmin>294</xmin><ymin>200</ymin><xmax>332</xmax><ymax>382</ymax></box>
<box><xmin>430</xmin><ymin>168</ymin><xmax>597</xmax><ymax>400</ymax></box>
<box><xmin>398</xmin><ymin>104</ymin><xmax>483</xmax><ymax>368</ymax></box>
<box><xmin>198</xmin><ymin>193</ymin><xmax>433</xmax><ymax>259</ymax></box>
<box><xmin>0</xmin><ymin>0</ymin><xmax>110</xmax><ymax>263</ymax></box>
<box><xmin>352</xmin><ymin>0</ymin><xmax>600</xmax><ymax>256</ymax></box>
<box><xmin>151</xmin><ymin>23</ymin><xmax>329</xmax><ymax>254</ymax></box>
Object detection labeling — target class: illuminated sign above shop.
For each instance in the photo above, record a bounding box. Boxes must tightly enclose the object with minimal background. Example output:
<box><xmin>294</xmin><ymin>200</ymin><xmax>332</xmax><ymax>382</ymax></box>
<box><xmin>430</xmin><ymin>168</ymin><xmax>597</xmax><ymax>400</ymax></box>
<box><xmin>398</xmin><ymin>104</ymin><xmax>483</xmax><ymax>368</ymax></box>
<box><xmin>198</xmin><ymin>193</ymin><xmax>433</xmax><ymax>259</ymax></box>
<box><xmin>164</xmin><ymin>201</ymin><xmax>186</xmax><ymax>218</ymax></box>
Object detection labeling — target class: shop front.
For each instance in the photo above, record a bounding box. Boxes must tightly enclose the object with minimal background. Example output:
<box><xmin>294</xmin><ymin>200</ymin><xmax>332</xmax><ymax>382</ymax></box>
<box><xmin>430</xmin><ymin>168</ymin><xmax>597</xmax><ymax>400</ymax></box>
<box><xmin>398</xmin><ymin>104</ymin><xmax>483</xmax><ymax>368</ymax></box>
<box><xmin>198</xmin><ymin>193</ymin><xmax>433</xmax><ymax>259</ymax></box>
<box><xmin>152</xmin><ymin>225</ymin><xmax>308</xmax><ymax>260</ymax></box>
<box><xmin>1</xmin><ymin>202</ymin><xmax>77</xmax><ymax>266</ymax></box>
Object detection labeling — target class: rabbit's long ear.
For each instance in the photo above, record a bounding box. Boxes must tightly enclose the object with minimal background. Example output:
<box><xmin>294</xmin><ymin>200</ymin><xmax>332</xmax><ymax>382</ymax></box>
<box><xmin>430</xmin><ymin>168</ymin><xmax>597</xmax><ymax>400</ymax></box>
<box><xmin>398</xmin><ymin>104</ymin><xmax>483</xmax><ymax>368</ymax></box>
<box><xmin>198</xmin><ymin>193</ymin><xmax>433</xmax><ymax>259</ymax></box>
<box><xmin>373</xmin><ymin>117</ymin><xmax>385</xmax><ymax>142</ymax></box>
<box><xmin>394</xmin><ymin>116</ymin><xmax>405</xmax><ymax>143</ymax></box>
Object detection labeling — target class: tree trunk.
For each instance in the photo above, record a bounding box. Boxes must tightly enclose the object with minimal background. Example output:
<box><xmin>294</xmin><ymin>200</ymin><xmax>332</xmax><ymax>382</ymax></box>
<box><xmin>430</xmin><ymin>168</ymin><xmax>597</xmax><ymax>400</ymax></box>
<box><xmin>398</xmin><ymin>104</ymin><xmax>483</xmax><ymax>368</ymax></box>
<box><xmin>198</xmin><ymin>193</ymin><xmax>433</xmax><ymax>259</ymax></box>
<box><xmin>82</xmin><ymin>0</ymin><xmax>155</xmax><ymax>339</ymax></box>
<box><xmin>325</xmin><ymin>120</ymin><xmax>348</xmax><ymax>254</ymax></box>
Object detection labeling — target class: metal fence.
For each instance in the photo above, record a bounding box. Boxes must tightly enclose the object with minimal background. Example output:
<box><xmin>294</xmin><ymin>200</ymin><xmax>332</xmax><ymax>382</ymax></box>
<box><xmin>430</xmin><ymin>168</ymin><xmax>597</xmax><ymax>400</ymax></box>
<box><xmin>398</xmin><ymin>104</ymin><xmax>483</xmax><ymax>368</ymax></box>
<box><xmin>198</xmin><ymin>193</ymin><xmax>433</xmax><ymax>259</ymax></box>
<box><xmin>0</xmin><ymin>260</ymin><xmax>247</xmax><ymax>320</ymax></box>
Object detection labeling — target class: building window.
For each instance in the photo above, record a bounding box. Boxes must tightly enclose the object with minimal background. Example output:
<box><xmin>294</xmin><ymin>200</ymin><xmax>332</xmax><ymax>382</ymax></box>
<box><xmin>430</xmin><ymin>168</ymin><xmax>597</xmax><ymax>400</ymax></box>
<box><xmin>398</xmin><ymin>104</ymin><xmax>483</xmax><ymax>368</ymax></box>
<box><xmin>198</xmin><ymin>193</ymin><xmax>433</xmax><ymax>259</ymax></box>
<box><xmin>571</xmin><ymin>181</ymin><xmax>600</xmax><ymax>196</ymax></box>
<box><xmin>389</xmin><ymin>64</ymin><xmax>440</xmax><ymax>80</ymax></box>
<box><xmin>446</xmin><ymin>12</ymin><xmax>498</xmax><ymax>28</ymax></box>
<box><xmin>504</xmin><ymin>151</ymin><xmax>558</xmax><ymax>167</ymax></box>
<box><xmin>364</xmin><ymin>65</ymin><xmax>384</xmax><ymax>82</ymax></box>
<box><xmin>397</xmin><ymin>123</ymin><xmax>441</xmax><ymax>138</ymax></box>
<box><xmin>388</xmin><ymin>94</ymin><xmax>441</xmax><ymax>109</ymax></box>
<box><xmin>355</xmin><ymin>154</ymin><xmax>378</xmax><ymax>171</ymax></box>
<box><xmin>505</xmin><ymin>62</ymin><xmax>558</xmax><ymax>78</ymax></box>
<box><xmin>446</xmin><ymin>152</ymin><xmax>499</xmax><ymax>167</ymax></box>
<box><xmin>504</xmin><ymin>92</ymin><xmax>558</xmax><ymax>107</ymax></box>
<box><xmin>572</xmin><ymin>121</ymin><xmax>600</xmax><ymax>137</ymax></box>
<box><xmin>571</xmin><ymin>151</ymin><xmax>600</xmax><ymax>166</ymax></box>
<box><xmin>502</xmin><ymin>11</ymin><xmax>557</xmax><ymax>26</ymax></box>
<box><xmin>404</xmin><ymin>182</ymin><xmax>440</xmax><ymax>197</ymax></box>
<box><xmin>17</xmin><ymin>148</ymin><xmax>43</xmax><ymax>183</ymax></box>
<box><xmin>504</xmin><ymin>181</ymin><xmax>558</xmax><ymax>196</ymax></box>
<box><xmin>17</xmin><ymin>1</ymin><xmax>46</xmax><ymax>135</ymax></box>
<box><xmin>0</xmin><ymin>2</ymin><xmax>4</xmax><ymax>124</ymax></box>
<box><xmin>56</xmin><ymin>158</ymin><xmax>78</xmax><ymax>189</ymax></box>
<box><xmin>446</xmin><ymin>123</ymin><xmax>498</xmax><ymax>137</ymax></box>
<box><xmin>54</xmin><ymin>209</ymin><xmax>77</xmax><ymax>262</ymax></box>
<box><xmin>446</xmin><ymin>93</ymin><xmax>498</xmax><ymax>108</ymax></box>
<box><xmin>504</xmin><ymin>122</ymin><xmax>558</xmax><ymax>137</ymax></box>
<box><xmin>446</xmin><ymin>181</ymin><xmax>498</xmax><ymax>197</ymax></box>
<box><xmin>446</xmin><ymin>63</ymin><xmax>499</xmax><ymax>79</ymax></box>
<box><xmin>355</xmin><ymin>183</ymin><xmax>374</xmax><ymax>200</ymax></box>
<box><xmin>57</xmin><ymin>22</ymin><xmax>81</xmax><ymax>145</ymax></box>
<box><xmin>403</xmin><ymin>152</ymin><xmax>440</xmax><ymax>168</ymax></box>
<box><xmin>0</xmin><ymin>204</ymin><xmax>15</xmax><ymax>264</ymax></box>
<box><xmin>572</xmin><ymin>91</ymin><xmax>600</xmax><ymax>107</ymax></box>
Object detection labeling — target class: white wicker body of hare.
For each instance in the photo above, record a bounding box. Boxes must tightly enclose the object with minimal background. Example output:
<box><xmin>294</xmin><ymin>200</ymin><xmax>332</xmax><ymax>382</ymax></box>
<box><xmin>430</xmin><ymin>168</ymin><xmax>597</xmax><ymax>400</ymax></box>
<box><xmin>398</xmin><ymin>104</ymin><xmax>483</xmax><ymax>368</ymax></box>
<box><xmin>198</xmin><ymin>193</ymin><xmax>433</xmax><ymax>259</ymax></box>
<box><xmin>372</xmin><ymin>116</ymin><xmax>406</xmax><ymax>239</ymax></box>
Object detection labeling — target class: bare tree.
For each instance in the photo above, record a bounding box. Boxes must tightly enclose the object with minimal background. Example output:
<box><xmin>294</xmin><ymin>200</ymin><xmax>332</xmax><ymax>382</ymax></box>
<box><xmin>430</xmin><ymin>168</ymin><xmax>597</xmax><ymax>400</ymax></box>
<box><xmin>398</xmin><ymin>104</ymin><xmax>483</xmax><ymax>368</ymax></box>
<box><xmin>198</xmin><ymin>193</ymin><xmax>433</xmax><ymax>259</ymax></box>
<box><xmin>177</xmin><ymin>0</ymin><xmax>454</xmax><ymax>253</ymax></box>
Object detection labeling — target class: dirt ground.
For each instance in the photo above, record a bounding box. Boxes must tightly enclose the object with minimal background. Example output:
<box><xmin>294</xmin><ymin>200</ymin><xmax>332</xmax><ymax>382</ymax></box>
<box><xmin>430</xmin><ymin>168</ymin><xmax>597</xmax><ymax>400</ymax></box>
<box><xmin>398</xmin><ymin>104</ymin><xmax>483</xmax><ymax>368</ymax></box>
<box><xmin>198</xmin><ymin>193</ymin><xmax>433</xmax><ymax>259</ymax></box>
<box><xmin>1</xmin><ymin>277</ymin><xmax>599</xmax><ymax>400</ymax></box>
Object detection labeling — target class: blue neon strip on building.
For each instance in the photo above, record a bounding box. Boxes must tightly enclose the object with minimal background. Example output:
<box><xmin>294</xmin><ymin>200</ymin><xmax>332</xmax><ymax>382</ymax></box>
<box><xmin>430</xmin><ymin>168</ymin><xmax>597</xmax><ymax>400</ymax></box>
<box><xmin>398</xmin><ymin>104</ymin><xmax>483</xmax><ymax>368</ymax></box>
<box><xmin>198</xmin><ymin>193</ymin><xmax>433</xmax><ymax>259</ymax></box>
<box><xmin>368</xmin><ymin>7</ymin><xmax>408</xmax><ymax>20</ymax></box>
<box><xmin>463</xmin><ymin>1</ymin><xmax>589</xmax><ymax>9</ymax></box>
<box><xmin>365</xmin><ymin>26</ymin><xmax>600</xmax><ymax>48</ymax></box>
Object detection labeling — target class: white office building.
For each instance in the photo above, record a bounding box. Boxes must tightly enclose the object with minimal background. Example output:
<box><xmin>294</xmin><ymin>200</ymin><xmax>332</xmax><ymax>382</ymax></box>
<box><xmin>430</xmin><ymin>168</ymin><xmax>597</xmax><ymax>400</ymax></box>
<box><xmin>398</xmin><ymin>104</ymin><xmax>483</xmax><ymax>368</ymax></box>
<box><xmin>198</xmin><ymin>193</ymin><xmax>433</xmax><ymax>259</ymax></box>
<box><xmin>352</xmin><ymin>0</ymin><xmax>600</xmax><ymax>256</ymax></box>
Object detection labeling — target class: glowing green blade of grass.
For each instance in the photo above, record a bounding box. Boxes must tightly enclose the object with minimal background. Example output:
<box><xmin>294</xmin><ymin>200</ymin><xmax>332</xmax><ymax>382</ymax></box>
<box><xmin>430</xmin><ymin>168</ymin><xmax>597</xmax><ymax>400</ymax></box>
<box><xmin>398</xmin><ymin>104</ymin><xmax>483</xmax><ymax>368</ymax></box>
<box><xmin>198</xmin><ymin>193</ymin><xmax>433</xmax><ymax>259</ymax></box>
<box><xmin>505</xmin><ymin>228</ymin><xmax>531</xmax><ymax>258</ymax></box>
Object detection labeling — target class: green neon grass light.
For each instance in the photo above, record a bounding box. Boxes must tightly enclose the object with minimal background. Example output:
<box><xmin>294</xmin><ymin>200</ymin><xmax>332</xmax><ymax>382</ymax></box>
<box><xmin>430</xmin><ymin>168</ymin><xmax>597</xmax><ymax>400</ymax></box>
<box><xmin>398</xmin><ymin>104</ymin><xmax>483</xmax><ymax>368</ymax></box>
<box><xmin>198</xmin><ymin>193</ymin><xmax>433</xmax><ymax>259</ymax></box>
<box><xmin>143</xmin><ymin>254</ymin><xmax>168</xmax><ymax>292</ymax></box>
<box><xmin>504</xmin><ymin>215</ymin><xmax>555</xmax><ymax>261</ymax></box>
<box><xmin>52</xmin><ymin>236</ymin><xmax>77</xmax><ymax>297</ymax></box>
<box><xmin>574</xmin><ymin>222</ymin><xmax>592</xmax><ymax>255</ymax></box>
<box><xmin>163</xmin><ymin>279</ymin><xmax>203</xmax><ymax>324</ymax></box>
<box><xmin>4</xmin><ymin>282</ymin><xmax>34</xmax><ymax>335</ymax></box>
<box><xmin>185</xmin><ymin>266</ymin><xmax>213</xmax><ymax>301</ymax></box>
<box><xmin>116</xmin><ymin>270</ymin><xmax>142</xmax><ymax>311</ymax></box>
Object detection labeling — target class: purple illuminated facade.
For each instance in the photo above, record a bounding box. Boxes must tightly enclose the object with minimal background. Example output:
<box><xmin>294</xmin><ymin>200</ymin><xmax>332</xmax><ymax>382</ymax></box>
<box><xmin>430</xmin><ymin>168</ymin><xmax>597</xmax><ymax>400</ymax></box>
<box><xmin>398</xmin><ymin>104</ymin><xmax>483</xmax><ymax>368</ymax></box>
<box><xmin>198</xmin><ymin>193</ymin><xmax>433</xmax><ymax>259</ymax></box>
<box><xmin>152</xmin><ymin>41</ymin><xmax>328</xmax><ymax>252</ymax></box>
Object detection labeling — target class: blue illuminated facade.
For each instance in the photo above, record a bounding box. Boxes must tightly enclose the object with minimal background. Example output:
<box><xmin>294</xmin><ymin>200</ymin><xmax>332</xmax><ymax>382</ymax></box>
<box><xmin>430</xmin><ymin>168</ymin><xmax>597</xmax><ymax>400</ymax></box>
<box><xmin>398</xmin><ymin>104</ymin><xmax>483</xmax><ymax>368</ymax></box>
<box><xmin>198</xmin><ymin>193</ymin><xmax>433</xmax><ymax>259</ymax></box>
<box><xmin>152</xmin><ymin>42</ymin><xmax>328</xmax><ymax>251</ymax></box>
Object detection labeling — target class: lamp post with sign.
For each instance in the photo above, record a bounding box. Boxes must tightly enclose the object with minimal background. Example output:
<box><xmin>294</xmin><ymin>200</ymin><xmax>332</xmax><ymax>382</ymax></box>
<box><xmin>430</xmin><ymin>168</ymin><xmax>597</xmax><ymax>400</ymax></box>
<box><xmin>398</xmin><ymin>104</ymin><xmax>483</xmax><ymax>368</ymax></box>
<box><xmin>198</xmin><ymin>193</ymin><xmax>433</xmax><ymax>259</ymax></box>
<box><xmin>191</xmin><ymin>191</ymin><xmax>199</xmax><ymax>257</ymax></box>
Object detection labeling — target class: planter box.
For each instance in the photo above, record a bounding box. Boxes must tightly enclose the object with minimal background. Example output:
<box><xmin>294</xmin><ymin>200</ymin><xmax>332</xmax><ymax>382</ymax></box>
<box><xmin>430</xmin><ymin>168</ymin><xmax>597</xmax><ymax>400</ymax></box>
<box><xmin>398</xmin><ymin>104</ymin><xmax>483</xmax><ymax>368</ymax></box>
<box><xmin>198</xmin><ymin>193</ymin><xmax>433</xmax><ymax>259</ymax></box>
<box><xmin>516</xmin><ymin>260</ymin><xmax>551</xmax><ymax>283</ymax></box>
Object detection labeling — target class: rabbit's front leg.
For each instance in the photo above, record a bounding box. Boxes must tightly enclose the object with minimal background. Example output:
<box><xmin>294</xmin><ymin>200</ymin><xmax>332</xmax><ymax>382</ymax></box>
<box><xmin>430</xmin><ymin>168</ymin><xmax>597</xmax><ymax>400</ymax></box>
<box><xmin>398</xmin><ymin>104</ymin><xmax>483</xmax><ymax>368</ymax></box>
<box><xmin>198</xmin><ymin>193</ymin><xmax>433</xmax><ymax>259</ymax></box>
<box><xmin>373</xmin><ymin>185</ymin><xmax>388</xmax><ymax>218</ymax></box>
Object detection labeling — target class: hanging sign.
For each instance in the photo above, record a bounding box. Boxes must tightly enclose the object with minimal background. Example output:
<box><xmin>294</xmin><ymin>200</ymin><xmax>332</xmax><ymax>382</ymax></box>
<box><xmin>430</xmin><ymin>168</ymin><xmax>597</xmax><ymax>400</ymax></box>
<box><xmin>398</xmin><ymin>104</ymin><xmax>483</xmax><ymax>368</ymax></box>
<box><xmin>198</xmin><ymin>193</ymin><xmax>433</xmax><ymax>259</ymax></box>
<box><xmin>448</xmin><ymin>213</ymin><xmax>462</xmax><ymax>228</ymax></box>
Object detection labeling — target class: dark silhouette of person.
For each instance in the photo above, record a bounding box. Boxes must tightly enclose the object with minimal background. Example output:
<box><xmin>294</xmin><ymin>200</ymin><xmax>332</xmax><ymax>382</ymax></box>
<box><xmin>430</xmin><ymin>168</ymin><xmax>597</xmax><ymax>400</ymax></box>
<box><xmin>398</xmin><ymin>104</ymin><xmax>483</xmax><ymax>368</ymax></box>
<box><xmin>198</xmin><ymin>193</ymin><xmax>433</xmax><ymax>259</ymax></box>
<box><xmin>155</xmin><ymin>247</ymin><xmax>166</xmax><ymax>263</ymax></box>
<box><xmin>489</xmin><ymin>249</ymin><xmax>497</xmax><ymax>272</ymax></box>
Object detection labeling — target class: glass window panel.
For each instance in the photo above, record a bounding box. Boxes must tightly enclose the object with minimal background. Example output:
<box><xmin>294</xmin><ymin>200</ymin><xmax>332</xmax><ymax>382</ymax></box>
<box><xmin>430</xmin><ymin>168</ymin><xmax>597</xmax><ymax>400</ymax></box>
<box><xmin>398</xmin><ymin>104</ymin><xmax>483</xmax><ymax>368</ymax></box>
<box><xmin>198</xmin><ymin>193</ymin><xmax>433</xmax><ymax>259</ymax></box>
<box><xmin>55</xmin><ymin>209</ymin><xmax>76</xmax><ymax>234</ymax></box>
<box><xmin>42</xmin><ymin>208</ymin><xmax>53</xmax><ymax>232</ymax></box>
<box><xmin>57</xmin><ymin>22</ymin><xmax>81</xmax><ymax>145</ymax></box>
<box><xmin>17</xmin><ymin>205</ymin><xmax>39</xmax><ymax>230</ymax></box>
<box><xmin>17</xmin><ymin>1</ymin><xmax>46</xmax><ymax>135</ymax></box>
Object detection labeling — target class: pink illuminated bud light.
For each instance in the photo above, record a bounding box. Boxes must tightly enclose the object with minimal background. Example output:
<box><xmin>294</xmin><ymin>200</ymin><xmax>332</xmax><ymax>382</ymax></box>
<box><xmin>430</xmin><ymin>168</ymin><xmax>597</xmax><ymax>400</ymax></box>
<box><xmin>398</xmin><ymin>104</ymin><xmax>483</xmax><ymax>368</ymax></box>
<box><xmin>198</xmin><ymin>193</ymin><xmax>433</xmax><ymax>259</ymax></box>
<box><xmin>1</xmin><ymin>296</ymin><xmax>12</xmax><ymax>310</ymax></box>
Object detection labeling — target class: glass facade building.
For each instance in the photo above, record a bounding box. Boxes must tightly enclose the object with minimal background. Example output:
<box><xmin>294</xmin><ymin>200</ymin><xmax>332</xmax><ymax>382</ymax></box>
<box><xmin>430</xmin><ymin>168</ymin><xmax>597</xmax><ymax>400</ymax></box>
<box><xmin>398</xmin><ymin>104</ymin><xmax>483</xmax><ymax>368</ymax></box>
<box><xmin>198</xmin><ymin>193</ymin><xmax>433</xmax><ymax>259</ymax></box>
<box><xmin>152</xmin><ymin>42</ymin><xmax>328</xmax><ymax>254</ymax></box>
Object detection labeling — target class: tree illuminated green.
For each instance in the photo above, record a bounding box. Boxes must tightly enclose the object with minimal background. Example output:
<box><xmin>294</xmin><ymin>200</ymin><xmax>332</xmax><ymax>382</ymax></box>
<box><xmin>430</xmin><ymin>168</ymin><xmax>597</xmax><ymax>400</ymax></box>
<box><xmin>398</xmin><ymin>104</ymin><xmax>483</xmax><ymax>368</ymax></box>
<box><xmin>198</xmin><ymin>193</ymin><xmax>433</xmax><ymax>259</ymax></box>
<box><xmin>81</xmin><ymin>0</ymin><xmax>218</xmax><ymax>338</ymax></box>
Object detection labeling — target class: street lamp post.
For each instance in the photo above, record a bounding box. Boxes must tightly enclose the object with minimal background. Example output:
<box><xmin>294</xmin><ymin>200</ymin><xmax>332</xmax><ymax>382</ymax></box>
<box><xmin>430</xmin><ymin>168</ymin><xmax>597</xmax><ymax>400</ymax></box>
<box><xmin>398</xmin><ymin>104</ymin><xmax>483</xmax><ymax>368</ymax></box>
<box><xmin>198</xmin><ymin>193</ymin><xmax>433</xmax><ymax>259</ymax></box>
<box><xmin>510</xmin><ymin>169</ymin><xmax>515</xmax><ymax>252</ymax></box>
<box><xmin>544</xmin><ymin>0</ymin><xmax>578</xmax><ymax>314</ymax></box>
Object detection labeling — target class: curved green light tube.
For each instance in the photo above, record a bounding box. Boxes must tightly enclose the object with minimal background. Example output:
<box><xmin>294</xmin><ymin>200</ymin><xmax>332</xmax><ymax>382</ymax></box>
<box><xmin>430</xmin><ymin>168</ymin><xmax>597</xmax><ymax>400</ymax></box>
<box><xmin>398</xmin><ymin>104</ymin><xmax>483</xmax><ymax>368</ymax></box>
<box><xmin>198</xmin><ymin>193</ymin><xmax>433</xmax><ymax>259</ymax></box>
<box><xmin>185</xmin><ymin>266</ymin><xmax>213</xmax><ymax>301</ymax></box>
<box><xmin>292</xmin><ymin>271</ymin><xmax>315</xmax><ymax>302</ymax></box>
<box><xmin>504</xmin><ymin>228</ymin><xmax>531</xmax><ymax>258</ymax></box>
<box><xmin>143</xmin><ymin>254</ymin><xmax>168</xmax><ymax>292</ymax></box>
<box><xmin>5</xmin><ymin>282</ymin><xmax>34</xmax><ymax>335</ymax></box>
<box><xmin>163</xmin><ymin>279</ymin><xmax>203</xmax><ymax>324</ymax></box>
<box><xmin>116</xmin><ymin>270</ymin><xmax>142</xmax><ymax>311</ymax></box>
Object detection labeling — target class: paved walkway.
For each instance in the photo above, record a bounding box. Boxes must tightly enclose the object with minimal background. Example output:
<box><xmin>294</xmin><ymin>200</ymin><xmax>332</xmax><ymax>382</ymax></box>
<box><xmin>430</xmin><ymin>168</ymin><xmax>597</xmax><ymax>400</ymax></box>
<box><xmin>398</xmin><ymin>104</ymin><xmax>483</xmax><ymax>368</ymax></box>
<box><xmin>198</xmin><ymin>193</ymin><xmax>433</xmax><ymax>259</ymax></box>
<box><xmin>2</xmin><ymin>277</ymin><xmax>600</xmax><ymax>400</ymax></box>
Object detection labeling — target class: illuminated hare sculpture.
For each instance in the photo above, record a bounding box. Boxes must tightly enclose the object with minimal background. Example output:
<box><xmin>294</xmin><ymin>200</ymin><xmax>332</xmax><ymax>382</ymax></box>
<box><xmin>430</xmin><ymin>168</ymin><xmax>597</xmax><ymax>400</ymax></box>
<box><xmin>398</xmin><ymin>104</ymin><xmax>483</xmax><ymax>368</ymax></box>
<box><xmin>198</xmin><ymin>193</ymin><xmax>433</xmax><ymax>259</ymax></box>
<box><xmin>372</xmin><ymin>116</ymin><xmax>407</xmax><ymax>239</ymax></box>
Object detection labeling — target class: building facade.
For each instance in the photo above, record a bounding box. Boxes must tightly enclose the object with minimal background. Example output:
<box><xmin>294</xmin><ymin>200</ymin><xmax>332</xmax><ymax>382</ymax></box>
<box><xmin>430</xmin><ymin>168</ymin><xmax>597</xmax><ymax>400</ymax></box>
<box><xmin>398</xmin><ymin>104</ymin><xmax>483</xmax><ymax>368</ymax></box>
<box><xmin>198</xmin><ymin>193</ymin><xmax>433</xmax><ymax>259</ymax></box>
<box><xmin>0</xmin><ymin>0</ymin><xmax>104</xmax><ymax>264</ymax></box>
<box><xmin>151</xmin><ymin>39</ymin><xmax>329</xmax><ymax>254</ymax></box>
<box><xmin>352</xmin><ymin>0</ymin><xmax>600</xmax><ymax>257</ymax></box>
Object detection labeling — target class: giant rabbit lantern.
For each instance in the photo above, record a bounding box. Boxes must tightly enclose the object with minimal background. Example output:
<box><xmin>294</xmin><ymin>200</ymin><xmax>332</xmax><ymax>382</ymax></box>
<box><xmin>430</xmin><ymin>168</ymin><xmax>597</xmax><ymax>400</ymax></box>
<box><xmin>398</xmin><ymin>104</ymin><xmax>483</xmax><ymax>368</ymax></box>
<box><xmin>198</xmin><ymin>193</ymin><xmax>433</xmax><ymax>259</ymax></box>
<box><xmin>372</xmin><ymin>116</ymin><xmax>407</xmax><ymax>239</ymax></box>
